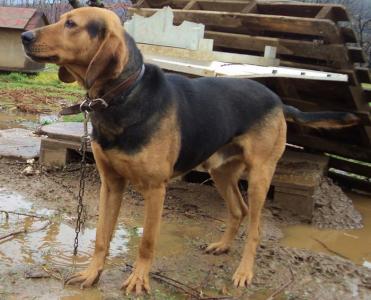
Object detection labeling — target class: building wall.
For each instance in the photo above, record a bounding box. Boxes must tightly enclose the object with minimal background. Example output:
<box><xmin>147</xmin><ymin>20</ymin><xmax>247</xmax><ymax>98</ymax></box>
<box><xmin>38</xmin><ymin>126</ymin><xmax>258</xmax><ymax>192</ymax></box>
<box><xmin>0</xmin><ymin>28</ymin><xmax>44</xmax><ymax>72</ymax></box>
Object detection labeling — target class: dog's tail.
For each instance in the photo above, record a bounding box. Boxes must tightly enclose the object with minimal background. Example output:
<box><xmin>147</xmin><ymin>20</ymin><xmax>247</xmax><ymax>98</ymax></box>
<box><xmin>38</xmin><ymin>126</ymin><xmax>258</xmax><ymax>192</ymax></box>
<box><xmin>283</xmin><ymin>105</ymin><xmax>360</xmax><ymax>129</ymax></box>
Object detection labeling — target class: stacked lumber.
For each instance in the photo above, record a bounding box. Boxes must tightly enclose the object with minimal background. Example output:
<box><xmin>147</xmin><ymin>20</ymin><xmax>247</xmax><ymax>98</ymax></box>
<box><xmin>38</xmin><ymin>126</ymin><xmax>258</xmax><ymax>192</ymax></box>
<box><xmin>128</xmin><ymin>1</ymin><xmax>371</xmax><ymax>186</ymax></box>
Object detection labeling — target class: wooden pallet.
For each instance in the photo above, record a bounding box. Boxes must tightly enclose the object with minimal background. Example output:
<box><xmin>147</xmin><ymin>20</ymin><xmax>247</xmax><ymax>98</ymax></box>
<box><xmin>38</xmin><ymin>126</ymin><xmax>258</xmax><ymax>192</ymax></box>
<box><xmin>127</xmin><ymin>2</ymin><xmax>371</xmax><ymax>166</ymax></box>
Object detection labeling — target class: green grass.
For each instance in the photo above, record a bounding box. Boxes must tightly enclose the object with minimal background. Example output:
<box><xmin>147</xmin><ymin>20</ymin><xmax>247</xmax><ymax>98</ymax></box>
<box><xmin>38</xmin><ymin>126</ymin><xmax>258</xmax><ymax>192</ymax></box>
<box><xmin>0</xmin><ymin>65</ymin><xmax>85</xmax><ymax>119</ymax></box>
<box><xmin>0</xmin><ymin>64</ymin><xmax>84</xmax><ymax>98</ymax></box>
<box><xmin>62</xmin><ymin>113</ymin><xmax>85</xmax><ymax>122</ymax></box>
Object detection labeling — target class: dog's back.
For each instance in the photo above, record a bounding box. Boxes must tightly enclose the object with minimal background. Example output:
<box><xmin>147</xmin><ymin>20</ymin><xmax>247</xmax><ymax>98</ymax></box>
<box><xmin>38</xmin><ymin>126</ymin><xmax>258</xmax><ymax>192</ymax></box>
<box><xmin>167</xmin><ymin>74</ymin><xmax>283</xmax><ymax>173</ymax></box>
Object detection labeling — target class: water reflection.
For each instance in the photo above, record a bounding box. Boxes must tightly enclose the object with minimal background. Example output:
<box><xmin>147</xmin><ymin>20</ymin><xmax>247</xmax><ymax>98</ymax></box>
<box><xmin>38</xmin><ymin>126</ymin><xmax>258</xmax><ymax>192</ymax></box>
<box><xmin>280</xmin><ymin>192</ymin><xmax>371</xmax><ymax>266</ymax></box>
<box><xmin>0</xmin><ymin>189</ymin><xmax>130</xmax><ymax>268</ymax></box>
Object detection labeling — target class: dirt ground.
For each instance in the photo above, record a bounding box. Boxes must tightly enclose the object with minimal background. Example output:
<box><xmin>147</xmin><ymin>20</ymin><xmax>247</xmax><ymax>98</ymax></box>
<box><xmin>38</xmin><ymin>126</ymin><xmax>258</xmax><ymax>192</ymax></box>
<box><xmin>0</xmin><ymin>89</ymin><xmax>79</xmax><ymax>114</ymax></box>
<box><xmin>0</xmin><ymin>158</ymin><xmax>370</xmax><ymax>300</ymax></box>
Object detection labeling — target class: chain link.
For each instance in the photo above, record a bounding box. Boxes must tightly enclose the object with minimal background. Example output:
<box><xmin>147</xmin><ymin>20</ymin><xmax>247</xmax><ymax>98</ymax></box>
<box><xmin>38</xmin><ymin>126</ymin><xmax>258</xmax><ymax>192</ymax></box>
<box><xmin>73</xmin><ymin>111</ymin><xmax>90</xmax><ymax>256</ymax></box>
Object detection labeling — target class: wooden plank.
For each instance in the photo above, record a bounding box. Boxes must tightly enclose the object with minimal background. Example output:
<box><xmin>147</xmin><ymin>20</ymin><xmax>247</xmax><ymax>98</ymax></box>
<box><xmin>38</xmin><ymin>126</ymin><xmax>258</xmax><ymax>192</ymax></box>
<box><xmin>183</xmin><ymin>0</ymin><xmax>199</xmax><ymax>10</ymax></box>
<box><xmin>143</xmin><ymin>54</ymin><xmax>217</xmax><ymax>77</ymax></box>
<box><xmin>347</xmin><ymin>46</ymin><xmax>367</xmax><ymax>64</ymax></box>
<box><xmin>241</xmin><ymin>1</ymin><xmax>257</xmax><ymax>14</ymax></box>
<box><xmin>356</xmin><ymin>67</ymin><xmax>371</xmax><ymax>83</ymax></box>
<box><xmin>205</xmin><ymin>31</ymin><xmax>350</xmax><ymax>63</ymax></box>
<box><xmin>171</xmin><ymin>0</ymin><xmax>256</xmax><ymax>12</ymax></box>
<box><xmin>277</xmin><ymin>79</ymin><xmax>356</xmax><ymax>110</ymax></box>
<box><xmin>274</xmin><ymin>78</ymin><xmax>300</xmax><ymax>100</ymax></box>
<box><xmin>287</xmin><ymin>134</ymin><xmax>371</xmax><ymax>162</ymax></box>
<box><xmin>349</xmin><ymin>86</ymin><xmax>370</xmax><ymax>112</ymax></box>
<box><xmin>328</xmin><ymin>155</ymin><xmax>371</xmax><ymax>178</ymax></box>
<box><xmin>129</xmin><ymin>8</ymin><xmax>343</xmax><ymax>43</ymax></box>
<box><xmin>138</xmin><ymin>43</ymin><xmax>279</xmax><ymax>66</ymax></box>
<box><xmin>328</xmin><ymin>171</ymin><xmax>371</xmax><ymax>192</ymax></box>
<box><xmin>315</xmin><ymin>6</ymin><xmax>334</xmax><ymax>21</ymax></box>
<box><xmin>340</xmin><ymin>27</ymin><xmax>358</xmax><ymax>43</ymax></box>
<box><xmin>257</xmin><ymin>2</ymin><xmax>349</xmax><ymax>22</ymax></box>
<box><xmin>168</xmin><ymin>1</ymin><xmax>350</xmax><ymax>22</ymax></box>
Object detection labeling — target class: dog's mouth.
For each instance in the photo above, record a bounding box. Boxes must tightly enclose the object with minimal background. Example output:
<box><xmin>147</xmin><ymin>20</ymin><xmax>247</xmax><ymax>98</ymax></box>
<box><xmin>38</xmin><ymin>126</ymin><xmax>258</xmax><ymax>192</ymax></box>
<box><xmin>26</xmin><ymin>53</ymin><xmax>59</xmax><ymax>63</ymax></box>
<box><xmin>24</xmin><ymin>44</ymin><xmax>59</xmax><ymax>63</ymax></box>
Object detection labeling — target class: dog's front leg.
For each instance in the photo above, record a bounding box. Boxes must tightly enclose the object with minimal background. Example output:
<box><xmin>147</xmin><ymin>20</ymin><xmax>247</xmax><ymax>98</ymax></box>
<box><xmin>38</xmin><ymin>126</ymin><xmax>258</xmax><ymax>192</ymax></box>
<box><xmin>122</xmin><ymin>183</ymin><xmax>166</xmax><ymax>295</ymax></box>
<box><xmin>66</xmin><ymin>142</ymin><xmax>126</xmax><ymax>288</ymax></box>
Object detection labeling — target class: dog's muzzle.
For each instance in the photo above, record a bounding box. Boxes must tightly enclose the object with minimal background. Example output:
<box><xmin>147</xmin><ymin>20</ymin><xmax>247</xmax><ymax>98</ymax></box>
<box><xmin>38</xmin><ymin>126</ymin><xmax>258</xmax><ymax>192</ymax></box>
<box><xmin>21</xmin><ymin>31</ymin><xmax>36</xmax><ymax>46</ymax></box>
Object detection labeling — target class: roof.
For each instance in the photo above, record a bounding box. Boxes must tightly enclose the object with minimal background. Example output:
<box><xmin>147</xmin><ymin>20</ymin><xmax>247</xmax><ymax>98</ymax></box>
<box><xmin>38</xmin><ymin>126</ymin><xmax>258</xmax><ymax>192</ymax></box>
<box><xmin>0</xmin><ymin>7</ymin><xmax>47</xmax><ymax>30</ymax></box>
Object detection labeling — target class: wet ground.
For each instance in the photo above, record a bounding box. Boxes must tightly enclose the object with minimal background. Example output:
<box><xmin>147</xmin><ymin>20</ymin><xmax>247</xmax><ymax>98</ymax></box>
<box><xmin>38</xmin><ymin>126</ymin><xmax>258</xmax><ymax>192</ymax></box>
<box><xmin>0</xmin><ymin>159</ymin><xmax>370</xmax><ymax>300</ymax></box>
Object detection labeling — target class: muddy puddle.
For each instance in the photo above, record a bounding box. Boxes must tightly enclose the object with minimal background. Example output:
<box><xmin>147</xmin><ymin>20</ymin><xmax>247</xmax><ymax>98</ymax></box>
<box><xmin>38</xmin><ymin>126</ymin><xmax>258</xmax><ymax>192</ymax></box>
<box><xmin>280</xmin><ymin>192</ymin><xmax>371</xmax><ymax>268</ymax></box>
<box><xmin>0</xmin><ymin>187</ymin><xmax>201</xmax><ymax>299</ymax></box>
<box><xmin>0</xmin><ymin>188</ymin><xmax>129</xmax><ymax>267</ymax></box>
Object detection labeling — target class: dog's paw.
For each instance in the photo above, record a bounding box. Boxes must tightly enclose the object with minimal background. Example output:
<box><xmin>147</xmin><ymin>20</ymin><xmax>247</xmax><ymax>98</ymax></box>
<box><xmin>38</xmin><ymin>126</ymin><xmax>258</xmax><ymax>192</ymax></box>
<box><xmin>65</xmin><ymin>267</ymin><xmax>102</xmax><ymax>289</ymax></box>
<box><xmin>205</xmin><ymin>241</ymin><xmax>230</xmax><ymax>255</ymax></box>
<box><xmin>121</xmin><ymin>261</ymin><xmax>151</xmax><ymax>295</ymax></box>
<box><xmin>232</xmin><ymin>263</ymin><xmax>253</xmax><ymax>288</ymax></box>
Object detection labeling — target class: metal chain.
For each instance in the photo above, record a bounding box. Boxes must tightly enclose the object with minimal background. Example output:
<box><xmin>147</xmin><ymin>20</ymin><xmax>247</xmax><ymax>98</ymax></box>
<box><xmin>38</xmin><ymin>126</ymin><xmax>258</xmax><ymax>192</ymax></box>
<box><xmin>73</xmin><ymin>111</ymin><xmax>90</xmax><ymax>256</ymax></box>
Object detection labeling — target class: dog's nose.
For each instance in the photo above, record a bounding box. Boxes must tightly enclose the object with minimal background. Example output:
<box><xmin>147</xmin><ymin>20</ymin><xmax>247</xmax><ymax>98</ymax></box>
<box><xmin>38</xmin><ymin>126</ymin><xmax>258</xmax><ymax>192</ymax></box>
<box><xmin>21</xmin><ymin>31</ymin><xmax>36</xmax><ymax>45</ymax></box>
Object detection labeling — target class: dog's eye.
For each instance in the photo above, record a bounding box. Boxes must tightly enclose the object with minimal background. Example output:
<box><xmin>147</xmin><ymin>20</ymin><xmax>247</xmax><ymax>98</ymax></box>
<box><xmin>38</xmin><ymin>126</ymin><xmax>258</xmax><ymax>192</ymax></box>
<box><xmin>65</xmin><ymin>19</ymin><xmax>76</xmax><ymax>29</ymax></box>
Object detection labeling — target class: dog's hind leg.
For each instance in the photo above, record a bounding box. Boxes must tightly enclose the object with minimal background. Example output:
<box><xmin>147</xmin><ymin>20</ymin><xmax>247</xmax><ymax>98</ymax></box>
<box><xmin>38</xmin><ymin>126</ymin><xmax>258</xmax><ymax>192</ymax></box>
<box><xmin>206</xmin><ymin>159</ymin><xmax>247</xmax><ymax>254</ymax></box>
<box><xmin>66</xmin><ymin>141</ymin><xmax>126</xmax><ymax>288</ymax></box>
<box><xmin>233</xmin><ymin>111</ymin><xmax>286</xmax><ymax>288</ymax></box>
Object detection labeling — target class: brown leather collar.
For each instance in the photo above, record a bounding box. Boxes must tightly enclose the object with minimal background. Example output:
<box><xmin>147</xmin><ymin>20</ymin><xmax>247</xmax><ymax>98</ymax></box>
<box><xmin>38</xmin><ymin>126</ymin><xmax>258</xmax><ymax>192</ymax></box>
<box><xmin>59</xmin><ymin>64</ymin><xmax>145</xmax><ymax>116</ymax></box>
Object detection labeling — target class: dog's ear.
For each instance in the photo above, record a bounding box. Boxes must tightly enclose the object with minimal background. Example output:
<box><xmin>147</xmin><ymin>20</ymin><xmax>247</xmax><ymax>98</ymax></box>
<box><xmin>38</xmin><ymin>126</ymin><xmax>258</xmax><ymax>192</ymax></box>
<box><xmin>58</xmin><ymin>66</ymin><xmax>76</xmax><ymax>83</ymax></box>
<box><xmin>85</xmin><ymin>33</ymin><xmax>126</xmax><ymax>89</ymax></box>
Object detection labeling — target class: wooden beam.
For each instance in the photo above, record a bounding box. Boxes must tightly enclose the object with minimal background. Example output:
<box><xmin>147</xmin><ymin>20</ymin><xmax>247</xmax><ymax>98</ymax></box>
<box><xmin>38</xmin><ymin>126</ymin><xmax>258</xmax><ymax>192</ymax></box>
<box><xmin>328</xmin><ymin>171</ymin><xmax>371</xmax><ymax>192</ymax></box>
<box><xmin>138</xmin><ymin>43</ymin><xmax>279</xmax><ymax>66</ymax></box>
<box><xmin>287</xmin><ymin>134</ymin><xmax>371</xmax><ymax>162</ymax></box>
<box><xmin>241</xmin><ymin>1</ymin><xmax>257</xmax><ymax>14</ymax></box>
<box><xmin>340</xmin><ymin>27</ymin><xmax>358</xmax><ymax>43</ymax></box>
<box><xmin>328</xmin><ymin>155</ymin><xmax>371</xmax><ymax>178</ymax></box>
<box><xmin>315</xmin><ymin>6</ymin><xmax>334</xmax><ymax>21</ymax></box>
<box><xmin>129</xmin><ymin>8</ymin><xmax>343</xmax><ymax>43</ymax></box>
<box><xmin>349</xmin><ymin>86</ymin><xmax>370</xmax><ymax>112</ymax></box>
<box><xmin>258</xmin><ymin>2</ymin><xmax>349</xmax><ymax>22</ymax></box>
<box><xmin>356</xmin><ymin>67</ymin><xmax>371</xmax><ymax>84</ymax></box>
<box><xmin>183</xmin><ymin>0</ymin><xmax>199</xmax><ymax>10</ymax></box>
<box><xmin>347</xmin><ymin>46</ymin><xmax>367</xmax><ymax>64</ymax></box>
<box><xmin>205</xmin><ymin>31</ymin><xmax>350</xmax><ymax>63</ymax></box>
<box><xmin>169</xmin><ymin>1</ymin><xmax>350</xmax><ymax>22</ymax></box>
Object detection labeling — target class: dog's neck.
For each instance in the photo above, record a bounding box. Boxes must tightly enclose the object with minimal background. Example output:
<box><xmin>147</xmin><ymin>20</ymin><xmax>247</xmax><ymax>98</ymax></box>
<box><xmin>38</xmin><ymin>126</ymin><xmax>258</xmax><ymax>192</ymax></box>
<box><xmin>90</xmin><ymin>32</ymin><xmax>144</xmax><ymax>99</ymax></box>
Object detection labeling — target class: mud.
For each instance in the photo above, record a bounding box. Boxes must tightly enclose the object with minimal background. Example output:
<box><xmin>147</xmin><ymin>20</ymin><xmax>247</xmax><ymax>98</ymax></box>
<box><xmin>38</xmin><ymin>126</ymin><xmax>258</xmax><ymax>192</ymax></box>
<box><xmin>312</xmin><ymin>178</ymin><xmax>363</xmax><ymax>229</ymax></box>
<box><xmin>0</xmin><ymin>159</ymin><xmax>371</xmax><ymax>299</ymax></box>
<box><xmin>0</xmin><ymin>89</ymin><xmax>79</xmax><ymax>114</ymax></box>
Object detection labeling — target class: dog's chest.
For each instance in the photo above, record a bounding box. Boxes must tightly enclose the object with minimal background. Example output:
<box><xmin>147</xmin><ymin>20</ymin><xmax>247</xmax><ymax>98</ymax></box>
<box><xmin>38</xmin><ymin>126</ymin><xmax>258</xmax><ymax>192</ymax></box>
<box><xmin>94</xmin><ymin>109</ymin><xmax>181</xmax><ymax>187</ymax></box>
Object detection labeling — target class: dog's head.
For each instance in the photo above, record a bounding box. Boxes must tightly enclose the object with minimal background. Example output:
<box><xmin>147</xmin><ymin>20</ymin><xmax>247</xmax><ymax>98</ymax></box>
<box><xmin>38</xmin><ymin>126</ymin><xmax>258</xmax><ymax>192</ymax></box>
<box><xmin>21</xmin><ymin>7</ymin><xmax>128</xmax><ymax>91</ymax></box>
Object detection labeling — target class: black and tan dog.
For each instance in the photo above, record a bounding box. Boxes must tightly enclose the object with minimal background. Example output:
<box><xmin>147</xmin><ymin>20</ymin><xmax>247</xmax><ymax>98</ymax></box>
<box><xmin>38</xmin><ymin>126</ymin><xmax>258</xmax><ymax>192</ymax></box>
<box><xmin>21</xmin><ymin>7</ymin><xmax>359</xmax><ymax>295</ymax></box>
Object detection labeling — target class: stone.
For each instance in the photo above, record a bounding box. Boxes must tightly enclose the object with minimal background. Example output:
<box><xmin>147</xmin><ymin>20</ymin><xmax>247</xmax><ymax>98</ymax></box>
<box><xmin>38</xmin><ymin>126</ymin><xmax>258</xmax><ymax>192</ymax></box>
<box><xmin>0</xmin><ymin>128</ymin><xmax>41</xmax><ymax>159</ymax></box>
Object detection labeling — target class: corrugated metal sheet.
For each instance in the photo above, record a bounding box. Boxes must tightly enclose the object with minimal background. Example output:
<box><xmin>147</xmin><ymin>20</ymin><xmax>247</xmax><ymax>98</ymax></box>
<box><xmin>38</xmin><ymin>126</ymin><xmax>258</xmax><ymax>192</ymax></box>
<box><xmin>0</xmin><ymin>7</ymin><xmax>38</xmax><ymax>30</ymax></box>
